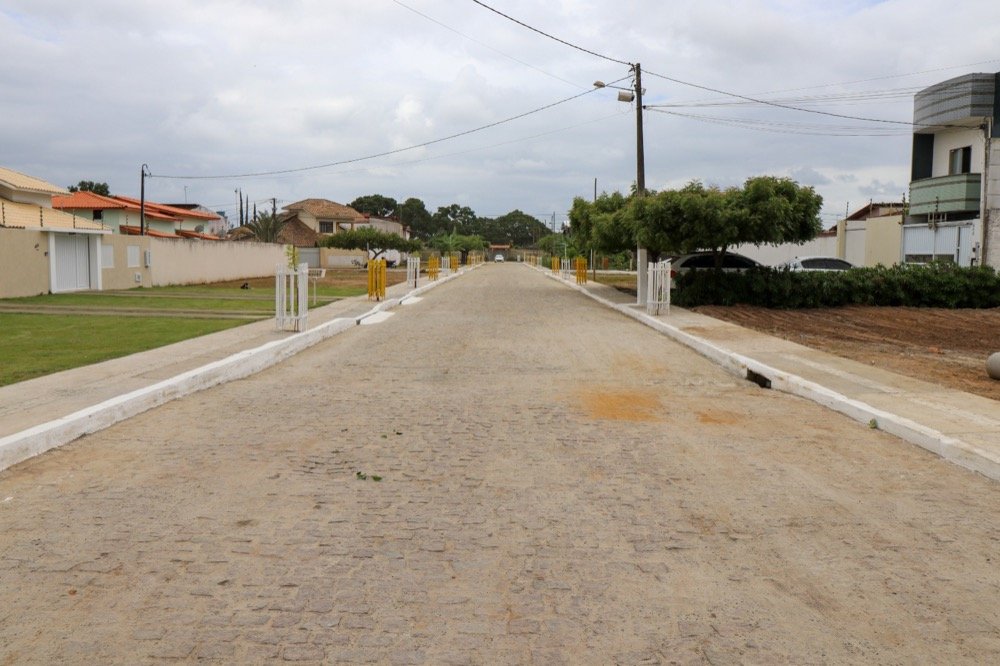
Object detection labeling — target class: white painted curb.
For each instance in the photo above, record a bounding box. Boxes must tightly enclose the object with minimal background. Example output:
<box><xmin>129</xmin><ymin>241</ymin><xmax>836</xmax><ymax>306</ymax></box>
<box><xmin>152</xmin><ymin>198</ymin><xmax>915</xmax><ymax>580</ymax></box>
<box><xmin>539</xmin><ymin>266</ymin><xmax>1000</xmax><ymax>482</ymax></box>
<box><xmin>0</xmin><ymin>266</ymin><xmax>477</xmax><ymax>472</ymax></box>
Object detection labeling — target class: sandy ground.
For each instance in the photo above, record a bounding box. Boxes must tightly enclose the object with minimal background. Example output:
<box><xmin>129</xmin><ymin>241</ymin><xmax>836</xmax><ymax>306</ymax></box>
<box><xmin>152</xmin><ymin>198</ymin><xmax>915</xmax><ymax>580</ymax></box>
<box><xmin>694</xmin><ymin>305</ymin><xmax>1000</xmax><ymax>402</ymax></box>
<box><xmin>1</xmin><ymin>265</ymin><xmax>998</xmax><ymax>663</ymax></box>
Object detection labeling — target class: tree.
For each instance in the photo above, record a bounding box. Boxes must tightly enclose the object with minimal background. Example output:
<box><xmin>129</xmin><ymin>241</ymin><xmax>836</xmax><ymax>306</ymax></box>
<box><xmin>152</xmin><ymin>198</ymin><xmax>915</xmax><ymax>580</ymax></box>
<box><xmin>634</xmin><ymin>177</ymin><xmax>823</xmax><ymax>266</ymax></box>
<box><xmin>67</xmin><ymin>180</ymin><xmax>110</xmax><ymax>196</ymax></box>
<box><xmin>429</xmin><ymin>231</ymin><xmax>487</xmax><ymax>254</ymax></box>
<box><xmin>477</xmin><ymin>210</ymin><xmax>549</xmax><ymax>246</ymax></box>
<box><xmin>399</xmin><ymin>197</ymin><xmax>433</xmax><ymax>240</ymax></box>
<box><xmin>431</xmin><ymin>204</ymin><xmax>477</xmax><ymax>236</ymax></box>
<box><xmin>244</xmin><ymin>211</ymin><xmax>288</xmax><ymax>243</ymax></box>
<box><xmin>322</xmin><ymin>227</ymin><xmax>421</xmax><ymax>260</ymax></box>
<box><xmin>568</xmin><ymin>192</ymin><xmax>635</xmax><ymax>255</ymax></box>
<box><xmin>350</xmin><ymin>194</ymin><xmax>398</xmax><ymax>218</ymax></box>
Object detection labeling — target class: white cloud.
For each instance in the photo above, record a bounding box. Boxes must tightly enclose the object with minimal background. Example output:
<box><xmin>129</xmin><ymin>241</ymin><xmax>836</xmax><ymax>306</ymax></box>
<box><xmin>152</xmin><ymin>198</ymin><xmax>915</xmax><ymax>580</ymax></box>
<box><xmin>1</xmin><ymin>0</ymin><xmax>998</xmax><ymax>220</ymax></box>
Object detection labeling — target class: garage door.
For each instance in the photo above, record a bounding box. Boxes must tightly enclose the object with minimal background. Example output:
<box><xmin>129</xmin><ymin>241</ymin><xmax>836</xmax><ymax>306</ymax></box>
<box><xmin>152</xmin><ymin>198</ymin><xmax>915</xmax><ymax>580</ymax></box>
<box><xmin>53</xmin><ymin>234</ymin><xmax>92</xmax><ymax>292</ymax></box>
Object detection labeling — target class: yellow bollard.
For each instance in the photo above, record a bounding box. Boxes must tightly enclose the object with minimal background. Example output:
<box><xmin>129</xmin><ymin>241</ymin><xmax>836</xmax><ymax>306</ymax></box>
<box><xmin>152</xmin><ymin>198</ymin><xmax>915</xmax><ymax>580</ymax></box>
<box><xmin>575</xmin><ymin>257</ymin><xmax>587</xmax><ymax>284</ymax></box>
<box><xmin>428</xmin><ymin>256</ymin><xmax>440</xmax><ymax>281</ymax></box>
<box><xmin>367</xmin><ymin>259</ymin><xmax>387</xmax><ymax>300</ymax></box>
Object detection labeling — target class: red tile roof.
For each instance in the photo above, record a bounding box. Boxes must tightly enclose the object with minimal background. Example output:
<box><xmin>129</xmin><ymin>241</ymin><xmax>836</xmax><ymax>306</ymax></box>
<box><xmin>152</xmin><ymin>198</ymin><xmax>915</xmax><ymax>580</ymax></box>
<box><xmin>176</xmin><ymin>230</ymin><xmax>220</xmax><ymax>241</ymax></box>
<box><xmin>52</xmin><ymin>191</ymin><xmax>128</xmax><ymax>210</ymax></box>
<box><xmin>115</xmin><ymin>195</ymin><xmax>220</xmax><ymax>221</ymax></box>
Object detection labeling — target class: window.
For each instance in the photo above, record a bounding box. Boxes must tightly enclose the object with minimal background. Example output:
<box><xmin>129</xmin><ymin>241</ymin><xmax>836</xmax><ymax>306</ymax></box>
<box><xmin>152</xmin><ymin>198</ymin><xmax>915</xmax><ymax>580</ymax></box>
<box><xmin>319</xmin><ymin>221</ymin><xmax>334</xmax><ymax>233</ymax></box>
<box><xmin>93</xmin><ymin>209</ymin><xmax>103</xmax><ymax>221</ymax></box>
<box><xmin>949</xmin><ymin>146</ymin><xmax>972</xmax><ymax>175</ymax></box>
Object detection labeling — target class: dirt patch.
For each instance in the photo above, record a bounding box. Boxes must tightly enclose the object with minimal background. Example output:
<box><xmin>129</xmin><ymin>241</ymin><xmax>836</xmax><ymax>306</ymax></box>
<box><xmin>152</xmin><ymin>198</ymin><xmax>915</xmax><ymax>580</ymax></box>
<box><xmin>577</xmin><ymin>388</ymin><xmax>665</xmax><ymax>421</ymax></box>
<box><xmin>693</xmin><ymin>305</ymin><xmax>1000</xmax><ymax>402</ymax></box>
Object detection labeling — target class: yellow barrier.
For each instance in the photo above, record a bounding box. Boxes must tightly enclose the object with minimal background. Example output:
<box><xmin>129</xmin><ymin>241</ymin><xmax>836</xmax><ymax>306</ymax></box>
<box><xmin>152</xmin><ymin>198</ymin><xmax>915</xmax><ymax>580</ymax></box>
<box><xmin>367</xmin><ymin>259</ymin><xmax>387</xmax><ymax>300</ymax></box>
<box><xmin>575</xmin><ymin>257</ymin><xmax>588</xmax><ymax>284</ymax></box>
<box><xmin>551</xmin><ymin>257</ymin><xmax>560</xmax><ymax>272</ymax></box>
<box><xmin>428</xmin><ymin>256</ymin><xmax>440</xmax><ymax>281</ymax></box>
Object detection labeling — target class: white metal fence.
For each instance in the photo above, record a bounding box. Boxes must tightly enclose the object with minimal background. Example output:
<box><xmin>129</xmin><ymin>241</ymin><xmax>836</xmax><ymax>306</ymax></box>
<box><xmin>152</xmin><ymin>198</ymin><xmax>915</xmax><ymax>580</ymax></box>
<box><xmin>276</xmin><ymin>262</ymin><xmax>309</xmax><ymax>331</ymax></box>
<box><xmin>646</xmin><ymin>259</ymin><xmax>672</xmax><ymax>316</ymax></box>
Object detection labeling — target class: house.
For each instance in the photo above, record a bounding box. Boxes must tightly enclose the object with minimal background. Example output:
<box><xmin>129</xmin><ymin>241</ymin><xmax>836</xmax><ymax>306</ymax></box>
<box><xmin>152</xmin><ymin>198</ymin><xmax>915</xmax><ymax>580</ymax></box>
<box><xmin>905</xmin><ymin>72</ymin><xmax>1000</xmax><ymax>267</ymax></box>
<box><xmin>52</xmin><ymin>192</ymin><xmax>221</xmax><ymax>238</ymax></box>
<box><xmin>0</xmin><ymin>167</ymin><xmax>109</xmax><ymax>293</ymax></box>
<box><xmin>836</xmin><ymin>202</ymin><xmax>905</xmax><ymax>267</ymax></box>
<box><xmin>283</xmin><ymin>199</ymin><xmax>367</xmax><ymax>235</ymax></box>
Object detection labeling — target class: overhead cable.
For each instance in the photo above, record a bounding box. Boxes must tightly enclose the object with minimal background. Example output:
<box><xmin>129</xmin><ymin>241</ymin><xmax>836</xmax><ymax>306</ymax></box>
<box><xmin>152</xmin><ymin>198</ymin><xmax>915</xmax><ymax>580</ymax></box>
<box><xmin>150</xmin><ymin>80</ymin><xmax>626</xmax><ymax>180</ymax></box>
<box><xmin>469</xmin><ymin>0</ymin><xmax>630</xmax><ymax>66</ymax></box>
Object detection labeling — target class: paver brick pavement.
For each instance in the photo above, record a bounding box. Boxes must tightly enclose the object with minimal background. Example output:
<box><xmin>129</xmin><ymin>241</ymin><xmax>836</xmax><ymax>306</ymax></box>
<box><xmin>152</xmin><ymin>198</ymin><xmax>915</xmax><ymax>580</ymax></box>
<box><xmin>1</xmin><ymin>265</ymin><xmax>999</xmax><ymax>663</ymax></box>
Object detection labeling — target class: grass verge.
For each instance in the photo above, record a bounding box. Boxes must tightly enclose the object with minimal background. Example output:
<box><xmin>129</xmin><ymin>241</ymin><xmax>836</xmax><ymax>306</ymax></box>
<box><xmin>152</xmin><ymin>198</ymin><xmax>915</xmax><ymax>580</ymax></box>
<box><xmin>0</xmin><ymin>314</ymin><xmax>248</xmax><ymax>387</ymax></box>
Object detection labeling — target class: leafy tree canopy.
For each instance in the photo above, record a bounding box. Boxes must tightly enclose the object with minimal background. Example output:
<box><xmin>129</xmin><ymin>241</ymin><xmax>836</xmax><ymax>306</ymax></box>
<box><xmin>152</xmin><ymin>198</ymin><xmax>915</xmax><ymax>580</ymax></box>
<box><xmin>67</xmin><ymin>180</ymin><xmax>110</xmax><ymax>196</ymax></box>
<box><xmin>429</xmin><ymin>231</ymin><xmax>487</xmax><ymax>253</ymax></box>
<box><xmin>474</xmin><ymin>210</ymin><xmax>549</xmax><ymax>247</ymax></box>
<box><xmin>322</xmin><ymin>227</ymin><xmax>421</xmax><ymax>259</ymax></box>
<box><xmin>568</xmin><ymin>192</ymin><xmax>634</xmax><ymax>255</ymax></box>
<box><xmin>399</xmin><ymin>197</ymin><xmax>433</xmax><ymax>240</ymax></box>
<box><xmin>350</xmin><ymin>194</ymin><xmax>398</xmax><ymax>218</ymax></box>
<box><xmin>634</xmin><ymin>176</ymin><xmax>822</xmax><ymax>263</ymax></box>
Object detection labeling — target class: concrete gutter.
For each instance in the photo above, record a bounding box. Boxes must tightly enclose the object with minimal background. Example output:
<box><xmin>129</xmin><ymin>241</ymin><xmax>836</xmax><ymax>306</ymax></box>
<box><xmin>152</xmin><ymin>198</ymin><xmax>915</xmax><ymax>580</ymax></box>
<box><xmin>0</xmin><ymin>266</ymin><xmax>477</xmax><ymax>472</ymax></box>
<box><xmin>541</xmin><ymin>267</ymin><xmax>1000</xmax><ymax>482</ymax></box>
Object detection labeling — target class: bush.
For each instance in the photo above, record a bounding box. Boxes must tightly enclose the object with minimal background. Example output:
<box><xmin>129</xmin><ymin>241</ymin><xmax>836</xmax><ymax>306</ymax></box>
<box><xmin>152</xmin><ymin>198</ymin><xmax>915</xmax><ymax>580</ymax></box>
<box><xmin>673</xmin><ymin>263</ymin><xmax>1000</xmax><ymax>309</ymax></box>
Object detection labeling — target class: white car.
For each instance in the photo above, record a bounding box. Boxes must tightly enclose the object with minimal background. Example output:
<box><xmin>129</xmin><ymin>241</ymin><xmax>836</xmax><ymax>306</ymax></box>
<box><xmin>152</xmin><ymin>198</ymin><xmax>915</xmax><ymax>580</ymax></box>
<box><xmin>778</xmin><ymin>256</ymin><xmax>854</xmax><ymax>272</ymax></box>
<box><xmin>494</xmin><ymin>254</ymin><xmax>505</xmax><ymax>262</ymax></box>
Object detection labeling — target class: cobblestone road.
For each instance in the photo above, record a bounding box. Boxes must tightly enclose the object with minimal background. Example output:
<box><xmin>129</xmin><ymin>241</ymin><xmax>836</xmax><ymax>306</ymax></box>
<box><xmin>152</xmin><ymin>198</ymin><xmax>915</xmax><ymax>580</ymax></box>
<box><xmin>1</xmin><ymin>265</ymin><xmax>998</xmax><ymax>664</ymax></box>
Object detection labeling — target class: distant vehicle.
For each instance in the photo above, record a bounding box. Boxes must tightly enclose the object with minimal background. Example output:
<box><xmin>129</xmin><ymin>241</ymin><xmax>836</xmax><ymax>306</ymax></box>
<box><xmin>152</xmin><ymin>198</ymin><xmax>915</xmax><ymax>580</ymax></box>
<box><xmin>668</xmin><ymin>251</ymin><xmax>762</xmax><ymax>277</ymax></box>
<box><xmin>494</xmin><ymin>254</ymin><xmax>505</xmax><ymax>262</ymax></box>
<box><xmin>778</xmin><ymin>256</ymin><xmax>854</xmax><ymax>272</ymax></box>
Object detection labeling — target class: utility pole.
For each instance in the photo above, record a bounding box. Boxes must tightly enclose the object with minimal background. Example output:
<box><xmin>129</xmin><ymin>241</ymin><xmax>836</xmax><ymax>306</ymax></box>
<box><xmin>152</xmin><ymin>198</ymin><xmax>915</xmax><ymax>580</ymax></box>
<box><xmin>633</xmin><ymin>62</ymin><xmax>648</xmax><ymax>305</ymax></box>
<box><xmin>272</xmin><ymin>197</ymin><xmax>277</xmax><ymax>220</ymax></box>
<box><xmin>140</xmin><ymin>164</ymin><xmax>149</xmax><ymax>235</ymax></box>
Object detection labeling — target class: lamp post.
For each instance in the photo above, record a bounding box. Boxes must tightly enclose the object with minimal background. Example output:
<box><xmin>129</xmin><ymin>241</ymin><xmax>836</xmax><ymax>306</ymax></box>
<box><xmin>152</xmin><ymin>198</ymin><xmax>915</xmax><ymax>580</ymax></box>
<box><xmin>595</xmin><ymin>62</ymin><xmax>648</xmax><ymax>304</ymax></box>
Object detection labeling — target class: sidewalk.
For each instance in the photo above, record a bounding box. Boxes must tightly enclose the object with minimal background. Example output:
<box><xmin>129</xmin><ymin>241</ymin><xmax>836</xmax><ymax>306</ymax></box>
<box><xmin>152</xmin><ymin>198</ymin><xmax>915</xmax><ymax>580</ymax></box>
<box><xmin>551</xmin><ymin>269</ymin><xmax>1000</xmax><ymax>482</ymax></box>
<box><xmin>0</xmin><ymin>270</ymin><xmax>465</xmax><ymax>471</ymax></box>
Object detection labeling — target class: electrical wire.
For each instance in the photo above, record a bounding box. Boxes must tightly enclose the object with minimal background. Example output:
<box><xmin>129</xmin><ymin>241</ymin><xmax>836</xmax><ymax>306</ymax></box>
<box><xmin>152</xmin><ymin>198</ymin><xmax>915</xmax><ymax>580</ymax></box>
<box><xmin>469</xmin><ymin>0</ymin><xmax>630</xmax><ymax>67</ymax></box>
<box><xmin>646</xmin><ymin>108</ymin><xmax>911</xmax><ymax>137</ymax></box>
<box><xmin>391</xmin><ymin>0</ymin><xmax>581</xmax><ymax>89</ymax></box>
<box><xmin>149</xmin><ymin>79</ymin><xmax>626</xmax><ymax>180</ymax></box>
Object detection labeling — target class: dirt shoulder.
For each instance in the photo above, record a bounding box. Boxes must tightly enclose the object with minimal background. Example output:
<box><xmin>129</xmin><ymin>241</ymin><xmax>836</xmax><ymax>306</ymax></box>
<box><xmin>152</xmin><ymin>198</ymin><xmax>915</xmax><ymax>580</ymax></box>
<box><xmin>693</xmin><ymin>304</ymin><xmax>1000</xmax><ymax>402</ymax></box>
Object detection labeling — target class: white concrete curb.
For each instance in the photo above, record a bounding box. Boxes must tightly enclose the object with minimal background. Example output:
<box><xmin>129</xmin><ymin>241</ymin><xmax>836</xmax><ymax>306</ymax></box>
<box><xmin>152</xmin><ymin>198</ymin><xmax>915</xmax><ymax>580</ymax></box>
<box><xmin>540</xmin><ymin>266</ymin><xmax>1000</xmax><ymax>481</ymax></box>
<box><xmin>0</xmin><ymin>267</ymin><xmax>476</xmax><ymax>472</ymax></box>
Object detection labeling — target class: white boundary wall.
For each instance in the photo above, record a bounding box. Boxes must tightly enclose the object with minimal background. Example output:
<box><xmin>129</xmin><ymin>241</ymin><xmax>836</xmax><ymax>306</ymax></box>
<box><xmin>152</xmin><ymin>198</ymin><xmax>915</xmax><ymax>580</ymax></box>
<box><xmin>149</xmin><ymin>238</ymin><xmax>285</xmax><ymax>286</ymax></box>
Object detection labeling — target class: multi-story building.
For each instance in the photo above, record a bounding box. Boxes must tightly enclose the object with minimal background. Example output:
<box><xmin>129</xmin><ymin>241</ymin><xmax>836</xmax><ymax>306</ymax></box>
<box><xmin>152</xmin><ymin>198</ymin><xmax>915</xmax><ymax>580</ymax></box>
<box><xmin>905</xmin><ymin>72</ymin><xmax>999</xmax><ymax>267</ymax></box>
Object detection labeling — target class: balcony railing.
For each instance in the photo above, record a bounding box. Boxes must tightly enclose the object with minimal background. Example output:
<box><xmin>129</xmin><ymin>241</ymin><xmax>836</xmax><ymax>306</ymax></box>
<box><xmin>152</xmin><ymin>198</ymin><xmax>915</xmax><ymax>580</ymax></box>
<box><xmin>909</xmin><ymin>173</ymin><xmax>981</xmax><ymax>216</ymax></box>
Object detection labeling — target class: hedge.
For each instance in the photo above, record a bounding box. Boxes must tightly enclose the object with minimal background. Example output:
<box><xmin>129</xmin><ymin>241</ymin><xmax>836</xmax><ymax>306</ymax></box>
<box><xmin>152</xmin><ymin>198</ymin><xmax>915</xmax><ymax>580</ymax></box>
<box><xmin>672</xmin><ymin>263</ymin><xmax>1000</xmax><ymax>309</ymax></box>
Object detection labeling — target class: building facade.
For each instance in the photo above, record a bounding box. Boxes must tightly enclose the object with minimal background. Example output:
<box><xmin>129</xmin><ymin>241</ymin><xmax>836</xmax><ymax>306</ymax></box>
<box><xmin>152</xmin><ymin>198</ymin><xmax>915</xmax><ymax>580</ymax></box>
<box><xmin>905</xmin><ymin>72</ymin><xmax>1000</xmax><ymax>267</ymax></box>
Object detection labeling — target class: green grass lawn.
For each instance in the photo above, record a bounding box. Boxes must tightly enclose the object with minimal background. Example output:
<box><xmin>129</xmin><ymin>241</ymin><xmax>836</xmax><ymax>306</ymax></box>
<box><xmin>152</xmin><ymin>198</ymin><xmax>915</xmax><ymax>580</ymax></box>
<box><xmin>1</xmin><ymin>283</ymin><xmax>365</xmax><ymax>312</ymax></box>
<box><xmin>0</xmin><ymin>313</ymin><xmax>249</xmax><ymax>387</ymax></box>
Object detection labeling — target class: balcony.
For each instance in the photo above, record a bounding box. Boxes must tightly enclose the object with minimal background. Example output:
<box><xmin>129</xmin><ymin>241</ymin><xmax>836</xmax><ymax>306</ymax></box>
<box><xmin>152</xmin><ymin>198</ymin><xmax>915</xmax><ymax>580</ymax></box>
<box><xmin>908</xmin><ymin>173</ymin><xmax>981</xmax><ymax>216</ymax></box>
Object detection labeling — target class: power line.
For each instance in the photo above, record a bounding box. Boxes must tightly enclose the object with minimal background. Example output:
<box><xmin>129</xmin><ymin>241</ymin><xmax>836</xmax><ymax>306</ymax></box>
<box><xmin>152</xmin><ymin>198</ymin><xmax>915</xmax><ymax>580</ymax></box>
<box><xmin>647</xmin><ymin>108</ymin><xmax>910</xmax><ymax>137</ymax></box>
<box><xmin>391</xmin><ymin>0</ymin><xmax>581</xmax><ymax>89</ymax></box>
<box><xmin>150</xmin><ymin>81</ymin><xmax>623</xmax><ymax>180</ymax></box>
<box><xmin>469</xmin><ymin>0</ymin><xmax>630</xmax><ymax>67</ymax></box>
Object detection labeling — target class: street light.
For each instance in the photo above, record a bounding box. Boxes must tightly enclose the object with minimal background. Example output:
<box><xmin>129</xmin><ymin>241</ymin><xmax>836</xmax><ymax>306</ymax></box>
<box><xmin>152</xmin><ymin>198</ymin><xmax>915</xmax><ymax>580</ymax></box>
<box><xmin>595</xmin><ymin>63</ymin><xmax>648</xmax><ymax>303</ymax></box>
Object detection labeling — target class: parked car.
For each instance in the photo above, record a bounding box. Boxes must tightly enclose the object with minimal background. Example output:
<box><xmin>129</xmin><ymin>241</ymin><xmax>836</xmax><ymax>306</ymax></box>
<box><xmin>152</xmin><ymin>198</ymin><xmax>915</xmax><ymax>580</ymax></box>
<box><xmin>494</xmin><ymin>254</ymin><xmax>505</xmax><ymax>262</ymax></box>
<box><xmin>667</xmin><ymin>251</ymin><xmax>762</xmax><ymax>277</ymax></box>
<box><xmin>777</xmin><ymin>256</ymin><xmax>854</xmax><ymax>272</ymax></box>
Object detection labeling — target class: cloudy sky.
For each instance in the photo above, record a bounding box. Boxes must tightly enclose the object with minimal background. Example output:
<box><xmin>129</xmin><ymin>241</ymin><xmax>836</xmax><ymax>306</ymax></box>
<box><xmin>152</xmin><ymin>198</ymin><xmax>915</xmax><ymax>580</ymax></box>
<box><xmin>3</xmin><ymin>0</ymin><xmax>999</xmax><ymax>229</ymax></box>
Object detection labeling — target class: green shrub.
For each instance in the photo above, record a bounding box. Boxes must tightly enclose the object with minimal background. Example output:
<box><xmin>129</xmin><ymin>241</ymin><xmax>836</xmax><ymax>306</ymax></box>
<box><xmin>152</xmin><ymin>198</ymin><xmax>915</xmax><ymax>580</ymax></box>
<box><xmin>673</xmin><ymin>263</ymin><xmax>1000</xmax><ymax>309</ymax></box>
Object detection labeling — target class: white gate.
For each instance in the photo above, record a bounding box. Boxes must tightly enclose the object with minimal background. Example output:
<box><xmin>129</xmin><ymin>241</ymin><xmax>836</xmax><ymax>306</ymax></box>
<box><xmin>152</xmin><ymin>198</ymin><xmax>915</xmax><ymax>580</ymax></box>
<box><xmin>646</xmin><ymin>259</ymin><xmax>672</xmax><ymax>316</ymax></box>
<box><xmin>53</xmin><ymin>233</ymin><xmax>92</xmax><ymax>292</ymax></box>
<box><xmin>406</xmin><ymin>256</ymin><xmax>420</xmax><ymax>289</ymax></box>
<box><xmin>276</xmin><ymin>262</ymin><xmax>309</xmax><ymax>331</ymax></box>
<box><xmin>560</xmin><ymin>258</ymin><xmax>572</xmax><ymax>280</ymax></box>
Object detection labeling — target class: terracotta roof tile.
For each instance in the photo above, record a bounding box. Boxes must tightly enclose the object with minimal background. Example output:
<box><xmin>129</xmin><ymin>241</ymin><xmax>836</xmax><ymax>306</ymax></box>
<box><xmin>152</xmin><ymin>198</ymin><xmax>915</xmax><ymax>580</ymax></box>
<box><xmin>0</xmin><ymin>198</ymin><xmax>107</xmax><ymax>232</ymax></box>
<box><xmin>0</xmin><ymin>167</ymin><xmax>67</xmax><ymax>196</ymax></box>
<box><xmin>284</xmin><ymin>198</ymin><xmax>365</xmax><ymax>220</ymax></box>
<box><xmin>52</xmin><ymin>191</ymin><xmax>128</xmax><ymax>210</ymax></box>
